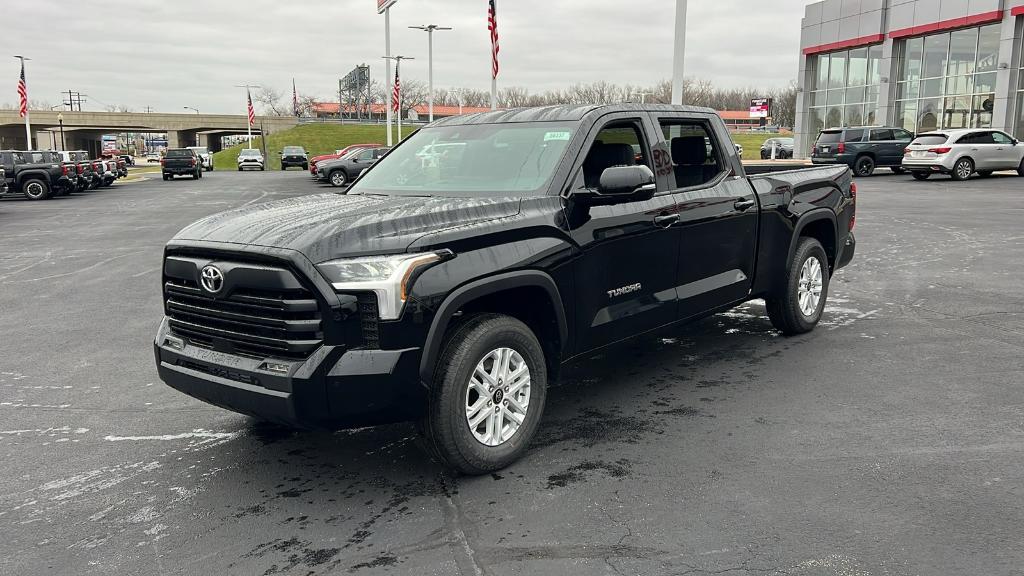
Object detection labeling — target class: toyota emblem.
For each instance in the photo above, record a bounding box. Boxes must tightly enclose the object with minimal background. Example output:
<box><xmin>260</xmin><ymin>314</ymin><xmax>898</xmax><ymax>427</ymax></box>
<box><xmin>200</xmin><ymin>265</ymin><xmax>224</xmax><ymax>294</ymax></box>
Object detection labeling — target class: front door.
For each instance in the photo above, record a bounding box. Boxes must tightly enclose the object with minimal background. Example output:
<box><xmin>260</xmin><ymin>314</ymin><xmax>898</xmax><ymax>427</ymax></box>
<box><xmin>990</xmin><ymin>131</ymin><xmax>1021</xmax><ymax>169</ymax></box>
<box><xmin>651</xmin><ymin>114</ymin><xmax>758</xmax><ymax>321</ymax></box>
<box><xmin>566</xmin><ymin>114</ymin><xmax>682</xmax><ymax>353</ymax></box>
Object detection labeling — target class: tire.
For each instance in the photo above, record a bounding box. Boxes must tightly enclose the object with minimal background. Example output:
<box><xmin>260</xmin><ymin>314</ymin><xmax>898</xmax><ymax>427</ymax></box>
<box><xmin>193</xmin><ymin>172</ymin><xmax>199</xmax><ymax>180</ymax></box>
<box><xmin>237</xmin><ymin>167</ymin><xmax>243</xmax><ymax>172</ymax></box>
<box><xmin>951</xmin><ymin>157</ymin><xmax>973</xmax><ymax>181</ymax></box>
<box><xmin>302</xmin><ymin>164</ymin><xmax>308</xmax><ymax>171</ymax></box>
<box><xmin>890</xmin><ymin>167</ymin><xmax>905</xmax><ymax>174</ymax></box>
<box><xmin>766</xmin><ymin>237</ymin><xmax>829</xmax><ymax>336</ymax></box>
<box><xmin>260</xmin><ymin>166</ymin><xmax>265</xmax><ymax>171</ymax></box>
<box><xmin>977</xmin><ymin>170</ymin><xmax>993</xmax><ymax>178</ymax></box>
<box><xmin>422</xmin><ymin>314</ymin><xmax>548</xmax><ymax>475</ymax></box>
<box><xmin>853</xmin><ymin>155</ymin><xmax>875</xmax><ymax>177</ymax></box>
<box><xmin>329</xmin><ymin>170</ymin><xmax>347</xmax><ymax>187</ymax></box>
<box><xmin>1018</xmin><ymin>159</ymin><xmax>1024</xmax><ymax>177</ymax></box>
<box><xmin>22</xmin><ymin>178</ymin><xmax>51</xmax><ymax>201</ymax></box>
<box><xmin>163</xmin><ymin>174</ymin><xmax>170</xmax><ymax>181</ymax></box>
<box><xmin>911</xmin><ymin>172</ymin><xmax>930</xmax><ymax>181</ymax></box>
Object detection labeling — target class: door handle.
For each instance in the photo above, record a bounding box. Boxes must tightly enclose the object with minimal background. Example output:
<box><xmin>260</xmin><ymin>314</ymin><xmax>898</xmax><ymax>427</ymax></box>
<box><xmin>653</xmin><ymin>214</ymin><xmax>680</xmax><ymax>228</ymax></box>
<box><xmin>733</xmin><ymin>198</ymin><xmax>756</xmax><ymax>211</ymax></box>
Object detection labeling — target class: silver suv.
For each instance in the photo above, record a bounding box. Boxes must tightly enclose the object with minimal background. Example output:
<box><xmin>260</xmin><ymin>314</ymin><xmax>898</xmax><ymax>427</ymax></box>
<box><xmin>903</xmin><ymin>129</ymin><xmax>1024</xmax><ymax>181</ymax></box>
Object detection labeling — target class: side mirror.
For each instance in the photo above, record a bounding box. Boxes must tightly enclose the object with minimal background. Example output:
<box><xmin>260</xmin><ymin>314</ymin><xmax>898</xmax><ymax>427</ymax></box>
<box><xmin>576</xmin><ymin>165</ymin><xmax>656</xmax><ymax>205</ymax></box>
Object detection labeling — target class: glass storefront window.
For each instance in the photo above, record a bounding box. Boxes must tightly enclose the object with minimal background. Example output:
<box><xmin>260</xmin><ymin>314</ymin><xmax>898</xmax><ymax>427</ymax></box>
<box><xmin>1015</xmin><ymin>93</ymin><xmax>1024</xmax><ymax>140</ymax></box>
<box><xmin>809</xmin><ymin>44</ymin><xmax>882</xmax><ymax>129</ymax></box>
<box><xmin>894</xmin><ymin>24</ymin><xmax>1001</xmax><ymax>133</ymax></box>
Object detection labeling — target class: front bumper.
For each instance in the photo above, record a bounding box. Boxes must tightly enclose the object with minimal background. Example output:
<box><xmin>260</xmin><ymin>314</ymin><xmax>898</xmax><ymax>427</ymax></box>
<box><xmin>154</xmin><ymin>317</ymin><xmax>425</xmax><ymax>429</ymax></box>
<box><xmin>238</xmin><ymin>161</ymin><xmax>264</xmax><ymax>169</ymax></box>
<box><xmin>282</xmin><ymin>157</ymin><xmax>307</xmax><ymax>166</ymax></box>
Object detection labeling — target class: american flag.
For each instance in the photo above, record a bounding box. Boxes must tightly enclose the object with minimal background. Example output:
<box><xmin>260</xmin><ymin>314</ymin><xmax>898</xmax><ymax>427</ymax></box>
<box><xmin>247</xmin><ymin>88</ymin><xmax>255</xmax><ymax>126</ymax></box>
<box><xmin>488</xmin><ymin>0</ymin><xmax>499</xmax><ymax>79</ymax></box>
<box><xmin>292</xmin><ymin>78</ymin><xmax>299</xmax><ymax>117</ymax></box>
<box><xmin>391</xmin><ymin>62</ymin><xmax>401</xmax><ymax>114</ymax></box>
<box><xmin>17</xmin><ymin>60</ymin><xmax>28</xmax><ymax>118</ymax></box>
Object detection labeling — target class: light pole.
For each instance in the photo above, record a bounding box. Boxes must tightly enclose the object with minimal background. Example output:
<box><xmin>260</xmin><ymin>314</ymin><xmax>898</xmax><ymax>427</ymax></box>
<box><xmin>183</xmin><ymin>106</ymin><xmax>199</xmax><ymax>114</ymax></box>
<box><xmin>409</xmin><ymin>25</ymin><xmax>452</xmax><ymax>123</ymax></box>
<box><xmin>58</xmin><ymin>112</ymin><xmax>65</xmax><ymax>150</ymax></box>
<box><xmin>671</xmin><ymin>0</ymin><xmax>688</xmax><ymax>105</ymax></box>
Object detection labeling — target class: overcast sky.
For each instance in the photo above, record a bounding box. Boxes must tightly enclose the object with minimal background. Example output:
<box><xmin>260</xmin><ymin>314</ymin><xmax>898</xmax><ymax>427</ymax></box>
<box><xmin>5</xmin><ymin>0</ymin><xmax>806</xmax><ymax>114</ymax></box>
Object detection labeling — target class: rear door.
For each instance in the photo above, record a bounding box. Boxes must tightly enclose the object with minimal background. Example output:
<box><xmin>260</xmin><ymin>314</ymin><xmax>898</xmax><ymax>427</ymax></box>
<box><xmin>868</xmin><ymin>128</ymin><xmax>897</xmax><ymax>166</ymax></box>
<box><xmin>566</xmin><ymin>113</ymin><xmax>683</xmax><ymax>353</ymax></box>
<box><xmin>962</xmin><ymin>132</ymin><xmax>996</xmax><ymax>170</ymax></box>
<box><xmin>651</xmin><ymin>113</ymin><xmax>758</xmax><ymax>321</ymax></box>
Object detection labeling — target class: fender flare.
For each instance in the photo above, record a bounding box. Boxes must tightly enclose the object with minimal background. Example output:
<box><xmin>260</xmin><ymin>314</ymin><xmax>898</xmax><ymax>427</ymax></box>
<box><xmin>787</xmin><ymin>209</ymin><xmax>838</xmax><ymax>269</ymax></box>
<box><xmin>418</xmin><ymin>270</ymin><xmax>569</xmax><ymax>384</ymax></box>
<box><xmin>15</xmin><ymin>170</ymin><xmax>49</xmax><ymax>186</ymax></box>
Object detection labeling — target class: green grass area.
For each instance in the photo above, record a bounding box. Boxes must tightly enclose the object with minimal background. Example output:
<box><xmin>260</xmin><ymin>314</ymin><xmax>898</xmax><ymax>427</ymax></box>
<box><xmin>212</xmin><ymin>124</ymin><xmax>407</xmax><ymax>171</ymax></box>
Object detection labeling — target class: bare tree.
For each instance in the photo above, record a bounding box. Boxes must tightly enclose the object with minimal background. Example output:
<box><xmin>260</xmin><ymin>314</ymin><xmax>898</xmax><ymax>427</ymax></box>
<box><xmin>253</xmin><ymin>87</ymin><xmax>286</xmax><ymax>116</ymax></box>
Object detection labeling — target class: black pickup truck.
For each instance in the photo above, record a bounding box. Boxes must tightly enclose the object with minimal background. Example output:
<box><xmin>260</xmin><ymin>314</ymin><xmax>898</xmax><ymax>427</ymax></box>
<box><xmin>154</xmin><ymin>104</ymin><xmax>856</xmax><ymax>473</ymax></box>
<box><xmin>162</xmin><ymin>148</ymin><xmax>202</xmax><ymax>181</ymax></box>
<box><xmin>0</xmin><ymin>150</ymin><xmax>68</xmax><ymax>200</ymax></box>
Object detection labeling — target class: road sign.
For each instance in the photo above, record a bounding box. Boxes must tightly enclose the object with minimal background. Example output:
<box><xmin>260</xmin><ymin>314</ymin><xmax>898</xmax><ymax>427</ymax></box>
<box><xmin>750</xmin><ymin>98</ymin><xmax>771</xmax><ymax>118</ymax></box>
<box><xmin>377</xmin><ymin>0</ymin><xmax>396</xmax><ymax>14</ymax></box>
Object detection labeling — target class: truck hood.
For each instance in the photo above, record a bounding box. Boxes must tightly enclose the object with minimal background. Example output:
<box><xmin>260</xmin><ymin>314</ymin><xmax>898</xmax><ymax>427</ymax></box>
<box><xmin>173</xmin><ymin>193</ymin><xmax>522</xmax><ymax>262</ymax></box>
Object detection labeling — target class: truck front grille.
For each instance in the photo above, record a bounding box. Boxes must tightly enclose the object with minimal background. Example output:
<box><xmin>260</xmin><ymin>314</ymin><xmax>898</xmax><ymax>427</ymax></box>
<box><xmin>164</xmin><ymin>264</ymin><xmax>323</xmax><ymax>360</ymax></box>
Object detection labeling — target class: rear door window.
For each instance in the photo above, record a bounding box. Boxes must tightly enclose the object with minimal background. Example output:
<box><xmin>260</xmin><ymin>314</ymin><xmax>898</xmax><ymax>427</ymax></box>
<box><xmin>870</xmin><ymin>129</ymin><xmax>894</xmax><ymax>141</ymax></box>
<box><xmin>658</xmin><ymin>119</ymin><xmax>724</xmax><ymax>190</ymax></box>
<box><xmin>844</xmin><ymin>129</ymin><xmax>865</xmax><ymax>142</ymax></box>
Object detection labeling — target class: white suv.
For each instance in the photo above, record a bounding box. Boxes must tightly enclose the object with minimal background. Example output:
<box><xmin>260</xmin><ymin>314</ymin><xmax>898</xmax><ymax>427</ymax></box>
<box><xmin>188</xmin><ymin>146</ymin><xmax>214</xmax><ymax>171</ymax></box>
<box><xmin>903</xmin><ymin>129</ymin><xmax>1024</xmax><ymax>181</ymax></box>
<box><xmin>237</xmin><ymin>149</ymin><xmax>265</xmax><ymax>171</ymax></box>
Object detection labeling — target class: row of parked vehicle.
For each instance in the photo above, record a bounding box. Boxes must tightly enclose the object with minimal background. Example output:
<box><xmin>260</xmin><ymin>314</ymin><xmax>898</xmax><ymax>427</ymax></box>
<box><xmin>0</xmin><ymin>150</ymin><xmax>130</xmax><ymax>200</ymax></box>
<box><xmin>810</xmin><ymin>126</ymin><xmax>1024</xmax><ymax>181</ymax></box>
<box><xmin>306</xmin><ymin>143</ymin><xmax>391</xmax><ymax>187</ymax></box>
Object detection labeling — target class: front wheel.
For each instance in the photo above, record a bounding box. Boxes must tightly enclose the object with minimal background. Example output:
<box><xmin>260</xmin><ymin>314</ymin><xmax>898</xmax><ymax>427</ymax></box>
<box><xmin>329</xmin><ymin>170</ymin><xmax>347</xmax><ymax>187</ymax></box>
<box><xmin>766</xmin><ymin>237</ymin><xmax>829</xmax><ymax>336</ymax></box>
<box><xmin>951</xmin><ymin>158</ymin><xmax>973</xmax><ymax>181</ymax></box>
<box><xmin>422</xmin><ymin>314</ymin><xmax>548</xmax><ymax>475</ymax></box>
<box><xmin>853</xmin><ymin>156</ymin><xmax>875</xmax><ymax>177</ymax></box>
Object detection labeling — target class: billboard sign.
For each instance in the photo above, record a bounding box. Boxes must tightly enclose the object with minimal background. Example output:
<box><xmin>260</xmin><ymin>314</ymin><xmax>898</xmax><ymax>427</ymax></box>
<box><xmin>377</xmin><ymin>0</ymin><xmax>396</xmax><ymax>13</ymax></box>
<box><xmin>749</xmin><ymin>98</ymin><xmax>771</xmax><ymax>119</ymax></box>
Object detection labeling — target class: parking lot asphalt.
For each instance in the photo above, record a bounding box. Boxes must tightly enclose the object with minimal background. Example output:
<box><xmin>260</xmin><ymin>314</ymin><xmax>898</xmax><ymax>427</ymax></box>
<box><xmin>1</xmin><ymin>169</ymin><xmax>1022</xmax><ymax>576</ymax></box>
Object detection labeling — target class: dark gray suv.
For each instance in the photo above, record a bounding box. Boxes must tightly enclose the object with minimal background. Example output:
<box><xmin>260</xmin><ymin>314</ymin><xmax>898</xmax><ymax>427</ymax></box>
<box><xmin>812</xmin><ymin>126</ymin><xmax>914</xmax><ymax>176</ymax></box>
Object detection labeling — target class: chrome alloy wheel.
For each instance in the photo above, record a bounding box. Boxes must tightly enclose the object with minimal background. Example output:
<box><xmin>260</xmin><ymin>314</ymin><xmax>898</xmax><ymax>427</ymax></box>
<box><xmin>955</xmin><ymin>160</ymin><xmax>972</xmax><ymax>180</ymax></box>
<box><xmin>797</xmin><ymin>256</ymin><xmax>823</xmax><ymax>317</ymax></box>
<box><xmin>465</xmin><ymin>348</ymin><xmax>531</xmax><ymax>447</ymax></box>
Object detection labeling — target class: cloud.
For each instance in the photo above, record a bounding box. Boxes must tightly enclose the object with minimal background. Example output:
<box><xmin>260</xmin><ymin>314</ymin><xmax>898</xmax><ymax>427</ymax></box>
<box><xmin>5</xmin><ymin>0</ymin><xmax>805</xmax><ymax>114</ymax></box>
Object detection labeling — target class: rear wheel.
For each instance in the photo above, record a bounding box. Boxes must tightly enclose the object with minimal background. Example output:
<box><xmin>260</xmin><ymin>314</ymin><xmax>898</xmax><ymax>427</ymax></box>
<box><xmin>163</xmin><ymin>174</ymin><xmax>170</xmax><ymax>181</ymax></box>
<box><xmin>22</xmin><ymin>178</ymin><xmax>51</xmax><ymax>201</ymax></box>
<box><xmin>422</xmin><ymin>314</ymin><xmax>547</xmax><ymax>475</ymax></box>
<box><xmin>951</xmin><ymin>158</ymin><xmax>973</xmax><ymax>181</ymax></box>
<box><xmin>911</xmin><ymin>172</ymin><xmax>930</xmax><ymax>181</ymax></box>
<box><xmin>853</xmin><ymin>155</ymin><xmax>875</xmax><ymax>177</ymax></box>
<box><xmin>766</xmin><ymin>237</ymin><xmax>829</xmax><ymax>335</ymax></box>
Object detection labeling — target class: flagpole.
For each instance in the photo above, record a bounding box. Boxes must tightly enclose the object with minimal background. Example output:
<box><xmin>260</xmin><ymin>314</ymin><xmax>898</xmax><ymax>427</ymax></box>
<box><xmin>671</xmin><ymin>0</ymin><xmax>688</xmax><ymax>105</ymax></box>
<box><xmin>15</xmin><ymin>56</ymin><xmax>32</xmax><ymax>148</ymax></box>
<box><xmin>384</xmin><ymin>6</ymin><xmax>393</xmax><ymax>146</ymax></box>
<box><xmin>236</xmin><ymin>84</ymin><xmax>259</xmax><ymax>148</ymax></box>
<box><xmin>396</xmin><ymin>59</ymin><xmax>402</xmax><ymax>141</ymax></box>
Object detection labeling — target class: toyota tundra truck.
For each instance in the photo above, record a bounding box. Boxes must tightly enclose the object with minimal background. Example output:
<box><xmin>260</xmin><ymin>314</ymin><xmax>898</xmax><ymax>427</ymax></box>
<box><xmin>154</xmin><ymin>104</ymin><xmax>856</xmax><ymax>474</ymax></box>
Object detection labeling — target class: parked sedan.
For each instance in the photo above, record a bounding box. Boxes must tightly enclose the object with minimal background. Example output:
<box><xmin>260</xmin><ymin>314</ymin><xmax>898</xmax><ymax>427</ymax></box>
<box><xmin>316</xmin><ymin>146</ymin><xmax>390</xmax><ymax>187</ymax></box>
<box><xmin>237</xmin><ymin>149</ymin><xmax>265</xmax><ymax>171</ymax></box>
<box><xmin>760</xmin><ymin>137</ymin><xmax>794</xmax><ymax>159</ymax></box>
<box><xmin>903</xmin><ymin>129</ymin><xmax>1024</xmax><ymax>181</ymax></box>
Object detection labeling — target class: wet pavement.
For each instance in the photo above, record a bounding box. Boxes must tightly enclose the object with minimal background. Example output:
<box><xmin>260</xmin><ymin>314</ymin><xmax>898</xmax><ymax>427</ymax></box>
<box><xmin>1</xmin><ymin>170</ymin><xmax>1022</xmax><ymax>575</ymax></box>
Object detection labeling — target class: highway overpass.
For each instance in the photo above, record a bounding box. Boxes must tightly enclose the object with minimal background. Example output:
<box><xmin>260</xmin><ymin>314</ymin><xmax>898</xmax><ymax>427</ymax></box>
<box><xmin>0</xmin><ymin>110</ymin><xmax>299</xmax><ymax>154</ymax></box>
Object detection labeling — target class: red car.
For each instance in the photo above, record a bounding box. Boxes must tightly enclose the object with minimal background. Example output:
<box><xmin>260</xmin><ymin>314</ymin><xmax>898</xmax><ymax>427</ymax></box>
<box><xmin>310</xmin><ymin>143</ymin><xmax>382</xmax><ymax>176</ymax></box>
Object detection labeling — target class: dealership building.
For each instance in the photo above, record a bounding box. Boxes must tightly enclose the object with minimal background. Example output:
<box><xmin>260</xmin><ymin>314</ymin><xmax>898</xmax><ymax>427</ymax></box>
<box><xmin>794</xmin><ymin>0</ymin><xmax>1024</xmax><ymax>156</ymax></box>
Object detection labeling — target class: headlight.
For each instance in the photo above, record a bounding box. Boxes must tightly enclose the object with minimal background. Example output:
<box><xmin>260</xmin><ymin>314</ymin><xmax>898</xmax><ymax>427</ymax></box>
<box><xmin>316</xmin><ymin>252</ymin><xmax>450</xmax><ymax>320</ymax></box>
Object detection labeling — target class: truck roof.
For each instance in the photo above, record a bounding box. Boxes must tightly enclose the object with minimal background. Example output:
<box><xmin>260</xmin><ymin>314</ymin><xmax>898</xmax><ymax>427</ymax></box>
<box><xmin>429</xmin><ymin>103</ymin><xmax>719</xmax><ymax>127</ymax></box>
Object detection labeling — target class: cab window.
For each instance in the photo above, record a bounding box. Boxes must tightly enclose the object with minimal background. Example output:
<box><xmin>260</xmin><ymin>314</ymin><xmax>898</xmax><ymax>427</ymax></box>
<box><xmin>577</xmin><ymin>120</ymin><xmax>650</xmax><ymax>190</ymax></box>
<box><xmin>658</xmin><ymin>119</ymin><xmax>724</xmax><ymax>190</ymax></box>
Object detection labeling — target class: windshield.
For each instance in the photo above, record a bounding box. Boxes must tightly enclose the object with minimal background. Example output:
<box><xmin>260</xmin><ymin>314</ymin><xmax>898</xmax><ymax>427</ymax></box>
<box><xmin>351</xmin><ymin>122</ymin><xmax>575</xmax><ymax>197</ymax></box>
<box><xmin>189</xmin><ymin>147</ymin><xmax>209</xmax><ymax>154</ymax></box>
<box><xmin>239</xmin><ymin>149</ymin><xmax>261</xmax><ymax>157</ymax></box>
<box><xmin>911</xmin><ymin>134</ymin><xmax>948</xmax><ymax>146</ymax></box>
<box><xmin>283</xmin><ymin>147</ymin><xmax>304</xmax><ymax>154</ymax></box>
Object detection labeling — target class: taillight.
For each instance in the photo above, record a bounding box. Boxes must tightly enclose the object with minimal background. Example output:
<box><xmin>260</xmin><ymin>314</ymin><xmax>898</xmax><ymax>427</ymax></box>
<box><xmin>77</xmin><ymin>164</ymin><xmax>84</xmax><ymax>175</ymax></box>
<box><xmin>929</xmin><ymin>147</ymin><xmax>952</xmax><ymax>154</ymax></box>
<box><xmin>190</xmin><ymin>158</ymin><xmax>196</xmax><ymax>167</ymax></box>
<box><xmin>849</xmin><ymin>182</ymin><xmax>857</xmax><ymax>231</ymax></box>
<box><xmin>62</xmin><ymin>165</ymin><xmax>69</xmax><ymax>176</ymax></box>
<box><xmin>837</xmin><ymin>141</ymin><xmax>846</xmax><ymax>154</ymax></box>
<box><xmin>160</xmin><ymin>158</ymin><xmax>165</xmax><ymax>166</ymax></box>
<box><xmin>904</xmin><ymin>148</ymin><xmax>911</xmax><ymax>155</ymax></box>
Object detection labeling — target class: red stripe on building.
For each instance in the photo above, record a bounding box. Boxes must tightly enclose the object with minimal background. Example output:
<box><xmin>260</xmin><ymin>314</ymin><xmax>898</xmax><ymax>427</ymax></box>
<box><xmin>1011</xmin><ymin>6</ymin><xmax>1024</xmax><ymax>16</ymax></box>
<box><xmin>889</xmin><ymin>10</ymin><xmax>1003</xmax><ymax>39</ymax></box>
<box><xmin>802</xmin><ymin>34</ymin><xmax>885</xmax><ymax>55</ymax></box>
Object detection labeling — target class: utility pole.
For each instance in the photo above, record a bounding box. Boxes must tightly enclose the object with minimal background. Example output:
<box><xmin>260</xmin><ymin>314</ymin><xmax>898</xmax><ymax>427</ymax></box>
<box><xmin>409</xmin><ymin>25</ymin><xmax>452</xmax><ymax>123</ymax></box>
<box><xmin>58</xmin><ymin>112</ymin><xmax>65</xmax><ymax>150</ymax></box>
<box><xmin>671</xmin><ymin>0</ymin><xmax>688</xmax><ymax>105</ymax></box>
<box><xmin>383</xmin><ymin>56</ymin><xmax>414</xmax><ymax>141</ymax></box>
<box><xmin>14</xmin><ymin>56</ymin><xmax>31</xmax><ymax>149</ymax></box>
<box><xmin>235</xmin><ymin>84</ymin><xmax>260</xmax><ymax>149</ymax></box>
